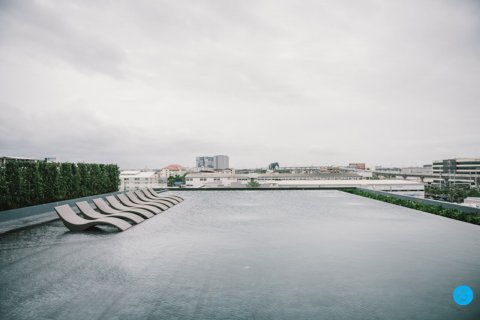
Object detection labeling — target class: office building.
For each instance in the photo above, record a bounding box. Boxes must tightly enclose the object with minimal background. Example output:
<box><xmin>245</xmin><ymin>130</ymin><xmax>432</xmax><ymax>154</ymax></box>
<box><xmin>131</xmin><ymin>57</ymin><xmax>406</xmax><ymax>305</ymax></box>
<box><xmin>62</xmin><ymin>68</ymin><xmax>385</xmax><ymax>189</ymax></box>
<box><xmin>214</xmin><ymin>155</ymin><xmax>229</xmax><ymax>170</ymax></box>
<box><xmin>196</xmin><ymin>156</ymin><xmax>215</xmax><ymax>169</ymax></box>
<box><xmin>196</xmin><ymin>155</ymin><xmax>229</xmax><ymax>170</ymax></box>
<box><xmin>432</xmin><ymin>158</ymin><xmax>480</xmax><ymax>187</ymax></box>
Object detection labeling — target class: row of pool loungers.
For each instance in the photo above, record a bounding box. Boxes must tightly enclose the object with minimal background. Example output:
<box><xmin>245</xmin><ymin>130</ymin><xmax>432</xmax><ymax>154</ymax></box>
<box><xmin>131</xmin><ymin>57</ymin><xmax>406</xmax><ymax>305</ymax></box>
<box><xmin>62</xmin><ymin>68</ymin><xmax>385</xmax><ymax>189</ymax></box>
<box><xmin>54</xmin><ymin>188</ymin><xmax>184</xmax><ymax>232</ymax></box>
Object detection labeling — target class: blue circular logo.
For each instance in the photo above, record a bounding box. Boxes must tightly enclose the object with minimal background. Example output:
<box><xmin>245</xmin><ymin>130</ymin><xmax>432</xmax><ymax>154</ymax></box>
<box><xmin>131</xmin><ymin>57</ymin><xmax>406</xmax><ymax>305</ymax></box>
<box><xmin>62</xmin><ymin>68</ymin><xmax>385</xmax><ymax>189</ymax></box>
<box><xmin>453</xmin><ymin>285</ymin><xmax>474</xmax><ymax>306</ymax></box>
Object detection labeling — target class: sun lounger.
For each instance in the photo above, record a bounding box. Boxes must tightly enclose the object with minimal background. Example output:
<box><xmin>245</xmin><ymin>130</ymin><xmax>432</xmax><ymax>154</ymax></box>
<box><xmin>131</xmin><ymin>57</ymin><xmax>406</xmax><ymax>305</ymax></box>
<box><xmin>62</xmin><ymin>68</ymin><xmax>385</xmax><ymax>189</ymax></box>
<box><xmin>145</xmin><ymin>188</ymin><xmax>183</xmax><ymax>203</ymax></box>
<box><xmin>148</xmin><ymin>188</ymin><xmax>183</xmax><ymax>201</ymax></box>
<box><xmin>93</xmin><ymin>198</ymin><xmax>154</xmax><ymax>219</ymax></box>
<box><xmin>133</xmin><ymin>190</ymin><xmax>174</xmax><ymax>208</ymax></box>
<box><xmin>141</xmin><ymin>190</ymin><xmax>177</xmax><ymax>205</ymax></box>
<box><xmin>116</xmin><ymin>194</ymin><xmax>161</xmax><ymax>214</ymax></box>
<box><xmin>137</xmin><ymin>190</ymin><xmax>176</xmax><ymax>206</ymax></box>
<box><xmin>76</xmin><ymin>201</ymin><xmax>144</xmax><ymax>224</ymax></box>
<box><xmin>142</xmin><ymin>189</ymin><xmax>180</xmax><ymax>205</ymax></box>
<box><xmin>54</xmin><ymin>204</ymin><xmax>131</xmax><ymax>232</ymax></box>
<box><xmin>126</xmin><ymin>192</ymin><xmax>169</xmax><ymax>211</ymax></box>
<box><xmin>105</xmin><ymin>196</ymin><xmax>155</xmax><ymax>218</ymax></box>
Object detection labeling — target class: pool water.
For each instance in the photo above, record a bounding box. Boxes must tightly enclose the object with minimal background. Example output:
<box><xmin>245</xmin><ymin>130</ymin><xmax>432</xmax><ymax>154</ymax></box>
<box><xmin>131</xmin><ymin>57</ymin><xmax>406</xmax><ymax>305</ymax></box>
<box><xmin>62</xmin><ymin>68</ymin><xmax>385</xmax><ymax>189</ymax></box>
<box><xmin>1</xmin><ymin>191</ymin><xmax>479</xmax><ymax>319</ymax></box>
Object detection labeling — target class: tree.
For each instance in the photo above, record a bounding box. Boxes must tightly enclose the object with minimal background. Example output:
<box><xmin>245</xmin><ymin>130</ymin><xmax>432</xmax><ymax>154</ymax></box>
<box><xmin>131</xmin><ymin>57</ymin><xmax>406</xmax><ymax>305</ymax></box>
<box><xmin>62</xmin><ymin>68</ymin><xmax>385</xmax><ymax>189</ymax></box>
<box><xmin>167</xmin><ymin>174</ymin><xmax>185</xmax><ymax>187</ymax></box>
<box><xmin>269</xmin><ymin>162</ymin><xmax>279</xmax><ymax>170</ymax></box>
<box><xmin>26</xmin><ymin>161</ymin><xmax>43</xmax><ymax>205</ymax></box>
<box><xmin>70</xmin><ymin>163</ymin><xmax>81</xmax><ymax>198</ymax></box>
<box><xmin>43</xmin><ymin>162</ymin><xmax>59</xmax><ymax>203</ymax></box>
<box><xmin>5</xmin><ymin>160</ymin><xmax>21</xmax><ymax>208</ymax></box>
<box><xmin>0</xmin><ymin>162</ymin><xmax>7</xmax><ymax>210</ymax></box>
<box><xmin>59</xmin><ymin>162</ymin><xmax>73</xmax><ymax>200</ymax></box>
<box><xmin>247</xmin><ymin>180</ymin><xmax>260</xmax><ymax>188</ymax></box>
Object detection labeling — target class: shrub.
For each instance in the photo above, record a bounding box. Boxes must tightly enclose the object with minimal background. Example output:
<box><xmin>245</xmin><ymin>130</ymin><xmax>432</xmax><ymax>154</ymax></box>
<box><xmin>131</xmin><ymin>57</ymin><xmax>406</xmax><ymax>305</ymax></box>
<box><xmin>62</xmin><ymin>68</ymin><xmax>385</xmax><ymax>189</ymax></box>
<box><xmin>344</xmin><ymin>189</ymin><xmax>479</xmax><ymax>225</ymax></box>
<box><xmin>0</xmin><ymin>160</ymin><xmax>120</xmax><ymax>211</ymax></box>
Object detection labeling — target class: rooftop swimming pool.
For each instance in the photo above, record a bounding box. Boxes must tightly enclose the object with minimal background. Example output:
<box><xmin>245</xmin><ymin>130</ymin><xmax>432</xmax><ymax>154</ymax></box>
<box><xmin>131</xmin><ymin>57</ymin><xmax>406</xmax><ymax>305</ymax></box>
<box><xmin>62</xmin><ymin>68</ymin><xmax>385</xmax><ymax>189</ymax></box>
<box><xmin>1</xmin><ymin>190</ymin><xmax>479</xmax><ymax>319</ymax></box>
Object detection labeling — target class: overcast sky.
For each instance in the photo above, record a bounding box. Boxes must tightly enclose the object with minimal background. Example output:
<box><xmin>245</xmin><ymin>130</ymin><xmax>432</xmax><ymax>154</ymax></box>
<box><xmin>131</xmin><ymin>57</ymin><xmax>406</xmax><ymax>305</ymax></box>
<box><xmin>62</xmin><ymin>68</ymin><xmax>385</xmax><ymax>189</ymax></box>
<box><xmin>0</xmin><ymin>0</ymin><xmax>479</xmax><ymax>169</ymax></box>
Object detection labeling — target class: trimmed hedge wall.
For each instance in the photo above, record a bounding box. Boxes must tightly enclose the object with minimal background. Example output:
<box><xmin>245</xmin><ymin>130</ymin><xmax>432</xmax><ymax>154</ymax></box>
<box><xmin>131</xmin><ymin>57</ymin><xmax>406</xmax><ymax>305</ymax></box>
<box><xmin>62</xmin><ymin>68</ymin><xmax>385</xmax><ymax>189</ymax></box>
<box><xmin>344</xmin><ymin>188</ymin><xmax>480</xmax><ymax>225</ymax></box>
<box><xmin>0</xmin><ymin>160</ymin><xmax>120</xmax><ymax>211</ymax></box>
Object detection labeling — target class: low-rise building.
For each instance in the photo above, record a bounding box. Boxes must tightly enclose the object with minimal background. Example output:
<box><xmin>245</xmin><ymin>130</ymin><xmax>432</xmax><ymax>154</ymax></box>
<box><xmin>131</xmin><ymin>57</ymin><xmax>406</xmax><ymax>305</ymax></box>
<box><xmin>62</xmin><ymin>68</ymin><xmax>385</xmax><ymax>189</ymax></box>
<box><xmin>185</xmin><ymin>172</ymin><xmax>362</xmax><ymax>188</ymax></box>
<box><xmin>119</xmin><ymin>170</ymin><xmax>160</xmax><ymax>191</ymax></box>
<box><xmin>184</xmin><ymin>172</ymin><xmax>424</xmax><ymax>196</ymax></box>
<box><xmin>159</xmin><ymin>164</ymin><xmax>187</xmax><ymax>181</ymax></box>
<box><xmin>349</xmin><ymin>163</ymin><xmax>366</xmax><ymax>170</ymax></box>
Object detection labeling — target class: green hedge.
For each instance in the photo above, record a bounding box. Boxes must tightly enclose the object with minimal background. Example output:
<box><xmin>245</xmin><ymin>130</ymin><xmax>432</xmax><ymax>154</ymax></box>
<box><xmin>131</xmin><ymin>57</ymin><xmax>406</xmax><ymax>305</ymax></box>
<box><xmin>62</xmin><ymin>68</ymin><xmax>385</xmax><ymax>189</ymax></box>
<box><xmin>0</xmin><ymin>160</ymin><xmax>120</xmax><ymax>211</ymax></box>
<box><xmin>344</xmin><ymin>188</ymin><xmax>480</xmax><ymax>225</ymax></box>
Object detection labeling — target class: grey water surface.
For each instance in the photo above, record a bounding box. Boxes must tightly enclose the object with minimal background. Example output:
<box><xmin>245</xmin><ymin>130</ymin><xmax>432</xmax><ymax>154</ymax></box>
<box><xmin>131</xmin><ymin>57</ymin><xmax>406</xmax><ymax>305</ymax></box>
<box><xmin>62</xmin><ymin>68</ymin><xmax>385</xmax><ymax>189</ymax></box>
<box><xmin>0</xmin><ymin>191</ymin><xmax>479</xmax><ymax>319</ymax></box>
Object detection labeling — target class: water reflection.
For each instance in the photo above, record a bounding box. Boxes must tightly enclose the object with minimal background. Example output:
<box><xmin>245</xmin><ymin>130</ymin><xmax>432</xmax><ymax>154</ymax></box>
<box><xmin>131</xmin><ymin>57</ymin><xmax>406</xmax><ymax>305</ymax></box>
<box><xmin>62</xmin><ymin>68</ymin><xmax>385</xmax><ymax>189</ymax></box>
<box><xmin>0</xmin><ymin>191</ymin><xmax>479</xmax><ymax>319</ymax></box>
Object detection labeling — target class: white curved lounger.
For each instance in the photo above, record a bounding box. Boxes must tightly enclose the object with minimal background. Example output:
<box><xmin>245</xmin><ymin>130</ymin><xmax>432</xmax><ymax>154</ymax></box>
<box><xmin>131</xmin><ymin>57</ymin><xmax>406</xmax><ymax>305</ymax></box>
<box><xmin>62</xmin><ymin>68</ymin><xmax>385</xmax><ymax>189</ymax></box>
<box><xmin>145</xmin><ymin>188</ymin><xmax>183</xmax><ymax>203</ymax></box>
<box><xmin>93</xmin><ymin>198</ymin><xmax>153</xmax><ymax>219</ymax></box>
<box><xmin>105</xmin><ymin>196</ymin><xmax>154</xmax><ymax>218</ymax></box>
<box><xmin>147</xmin><ymin>188</ymin><xmax>184</xmax><ymax>203</ymax></box>
<box><xmin>141</xmin><ymin>190</ymin><xmax>178</xmax><ymax>206</ymax></box>
<box><xmin>126</xmin><ymin>192</ymin><xmax>169</xmax><ymax>211</ymax></box>
<box><xmin>148</xmin><ymin>188</ymin><xmax>183</xmax><ymax>201</ymax></box>
<box><xmin>117</xmin><ymin>194</ymin><xmax>161</xmax><ymax>214</ymax></box>
<box><xmin>147</xmin><ymin>188</ymin><xmax>184</xmax><ymax>202</ymax></box>
<box><xmin>54</xmin><ymin>204</ymin><xmax>131</xmax><ymax>232</ymax></box>
<box><xmin>76</xmin><ymin>201</ymin><xmax>144</xmax><ymax>224</ymax></box>
<box><xmin>142</xmin><ymin>189</ymin><xmax>180</xmax><ymax>205</ymax></box>
<box><xmin>134</xmin><ymin>190</ymin><xmax>174</xmax><ymax>208</ymax></box>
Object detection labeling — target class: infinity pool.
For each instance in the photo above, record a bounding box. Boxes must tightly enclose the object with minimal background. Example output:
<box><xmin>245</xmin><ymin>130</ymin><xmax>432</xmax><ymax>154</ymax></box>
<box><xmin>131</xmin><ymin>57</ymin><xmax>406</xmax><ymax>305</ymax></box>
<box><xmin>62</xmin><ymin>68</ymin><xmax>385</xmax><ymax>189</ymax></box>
<box><xmin>0</xmin><ymin>191</ymin><xmax>479</xmax><ymax>319</ymax></box>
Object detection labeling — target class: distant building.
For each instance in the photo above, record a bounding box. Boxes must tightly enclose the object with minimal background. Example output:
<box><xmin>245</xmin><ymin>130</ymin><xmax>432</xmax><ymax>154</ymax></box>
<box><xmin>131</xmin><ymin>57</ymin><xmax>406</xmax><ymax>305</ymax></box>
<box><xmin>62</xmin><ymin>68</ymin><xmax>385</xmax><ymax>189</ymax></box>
<box><xmin>196</xmin><ymin>155</ymin><xmax>229</xmax><ymax>170</ymax></box>
<box><xmin>185</xmin><ymin>172</ymin><xmax>362</xmax><ymax>188</ymax></box>
<box><xmin>432</xmin><ymin>158</ymin><xmax>480</xmax><ymax>187</ymax></box>
<box><xmin>196</xmin><ymin>156</ymin><xmax>215</xmax><ymax>169</ymax></box>
<box><xmin>399</xmin><ymin>166</ymin><xmax>433</xmax><ymax>175</ymax></box>
<box><xmin>349</xmin><ymin>163</ymin><xmax>366</xmax><ymax>170</ymax></box>
<box><xmin>214</xmin><ymin>155</ymin><xmax>229</xmax><ymax>170</ymax></box>
<box><xmin>375</xmin><ymin>166</ymin><xmax>402</xmax><ymax>173</ymax></box>
<box><xmin>184</xmin><ymin>172</ymin><xmax>424</xmax><ymax>196</ymax></box>
<box><xmin>159</xmin><ymin>164</ymin><xmax>187</xmax><ymax>180</ymax></box>
<box><xmin>0</xmin><ymin>156</ymin><xmax>56</xmax><ymax>166</ymax></box>
<box><xmin>119</xmin><ymin>170</ymin><xmax>160</xmax><ymax>191</ymax></box>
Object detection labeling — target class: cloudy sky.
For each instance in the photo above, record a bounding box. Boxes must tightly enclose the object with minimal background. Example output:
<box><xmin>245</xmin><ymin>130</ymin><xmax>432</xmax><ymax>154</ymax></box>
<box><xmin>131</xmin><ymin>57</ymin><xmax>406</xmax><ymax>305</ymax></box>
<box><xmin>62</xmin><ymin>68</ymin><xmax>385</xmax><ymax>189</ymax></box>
<box><xmin>0</xmin><ymin>0</ymin><xmax>479</xmax><ymax>169</ymax></box>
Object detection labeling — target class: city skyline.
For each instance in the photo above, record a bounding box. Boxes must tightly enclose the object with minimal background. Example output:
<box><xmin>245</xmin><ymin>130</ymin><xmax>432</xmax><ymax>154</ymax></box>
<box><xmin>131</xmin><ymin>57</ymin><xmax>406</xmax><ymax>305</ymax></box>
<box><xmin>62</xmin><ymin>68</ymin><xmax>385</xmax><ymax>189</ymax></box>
<box><xmin>1</xmin><ymin>0</ymin><xmax>479</xmax><ymax>169</ymax></box>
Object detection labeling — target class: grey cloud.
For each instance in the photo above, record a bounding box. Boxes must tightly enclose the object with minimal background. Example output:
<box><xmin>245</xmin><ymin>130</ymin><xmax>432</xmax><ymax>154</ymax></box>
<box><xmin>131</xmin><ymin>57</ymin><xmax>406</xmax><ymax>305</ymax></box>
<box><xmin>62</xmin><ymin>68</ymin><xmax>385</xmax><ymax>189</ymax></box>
<box><xmin>0</xmin><ymin>1</ymin><xmax>127</xmax><ymax>77</ymax></box>
<box><xmin>0</xmin><ymin>0</ymin><xmax>479</xmax><ymax>169</ymax></box>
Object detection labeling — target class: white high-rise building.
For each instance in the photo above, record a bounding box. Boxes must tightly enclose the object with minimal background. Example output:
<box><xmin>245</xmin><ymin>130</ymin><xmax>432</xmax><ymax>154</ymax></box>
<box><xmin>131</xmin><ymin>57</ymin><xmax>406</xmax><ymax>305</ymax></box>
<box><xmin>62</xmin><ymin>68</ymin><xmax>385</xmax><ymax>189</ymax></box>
<box><xmin>214</xmin><ymin>155</ymin><xmax>229</xmax><ymax>170</ymax></box>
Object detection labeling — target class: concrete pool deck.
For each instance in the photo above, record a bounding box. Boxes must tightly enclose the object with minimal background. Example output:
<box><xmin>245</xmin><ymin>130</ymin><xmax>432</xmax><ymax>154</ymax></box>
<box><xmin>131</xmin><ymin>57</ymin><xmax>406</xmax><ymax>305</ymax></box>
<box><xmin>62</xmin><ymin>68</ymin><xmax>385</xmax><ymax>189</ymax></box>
<box><xmin>0</xmin><ymin>190</ymin><xmax>479</xmax><ymax>319</ymax></box>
